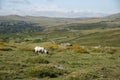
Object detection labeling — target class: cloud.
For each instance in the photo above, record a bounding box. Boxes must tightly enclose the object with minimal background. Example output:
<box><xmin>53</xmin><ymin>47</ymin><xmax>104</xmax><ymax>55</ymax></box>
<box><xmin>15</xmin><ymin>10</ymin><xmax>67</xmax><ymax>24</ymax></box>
<box><xmin>17</xmin><ymin>9</ymin><xmax>108</xmax><ymax>18</ymax></box>
<box><xmin>8</xmin><ymin>0</ymin><xmax>31</xmax><ymax>4</ymax></box>
<box><xmin>30</xmin><ymin>4</ymin><xmax>62</xmax><ymax>12</ymax></box>
<box><xmin>0</xmin><ymin>0</ymin><xmax>31</xmax><ymax>10</ymax></box>
<box><xmin>0</xmin><ymin>8</ymin><xmax>109</xmax><ymax>17</ymax></box>
<box><xmin>0</xmin><ymin>0</ymin><xmax>117</xmax><ymax>17</ymax></box>
<box><xmin>0</xmin><ymin>9</ymin><xmax>30</xmax><ymax>16</ymax></box>
<box><xmin>0</xmin><ymin>2</ymin><xmax>109</xmax><ymax>18</ymax></box>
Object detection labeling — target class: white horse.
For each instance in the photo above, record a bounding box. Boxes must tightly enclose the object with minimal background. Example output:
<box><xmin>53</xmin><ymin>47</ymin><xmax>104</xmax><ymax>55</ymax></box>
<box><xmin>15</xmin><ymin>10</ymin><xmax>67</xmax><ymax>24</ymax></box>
<box><xmin>34</xmin><ymin>46</ymin><xmax>48</xmax><ymax>54</ymax></box>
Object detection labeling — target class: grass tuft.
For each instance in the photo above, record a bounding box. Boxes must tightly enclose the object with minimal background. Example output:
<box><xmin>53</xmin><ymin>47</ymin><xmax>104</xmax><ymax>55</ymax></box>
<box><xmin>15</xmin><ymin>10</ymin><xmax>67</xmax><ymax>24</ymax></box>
<box><xmin>28</xmin><ymin>64</ymin><xmax>67</xmax><ymax>78</ymax></box>
<box><xmin>65</xmin><ymin>70</ymin><xmax>99</xmax><ymax>80</ymax></box>
<box><xmin>26</xmin><ymin>56</ymin><xmax>49</xmax><ymax>64</ymax></box>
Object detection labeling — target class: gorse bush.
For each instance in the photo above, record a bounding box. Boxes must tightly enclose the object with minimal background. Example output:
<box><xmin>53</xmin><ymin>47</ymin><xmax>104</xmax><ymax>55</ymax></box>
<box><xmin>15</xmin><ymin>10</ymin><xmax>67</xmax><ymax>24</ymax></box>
<box><xmin>28</xmin><ymin>64</ymin><xmax>67</xmax><ymax>78</ymax></box>
<box><xmin>48</xmin><ymin>44</ymin><xmax>89</xmax><ymax>53</ymax></box>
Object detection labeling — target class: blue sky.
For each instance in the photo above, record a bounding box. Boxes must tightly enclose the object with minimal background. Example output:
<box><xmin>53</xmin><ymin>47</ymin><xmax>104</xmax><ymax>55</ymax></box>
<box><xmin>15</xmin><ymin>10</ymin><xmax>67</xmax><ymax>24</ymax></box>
<box><xmin>0</xmin><ymin>0</ymin><xmax>120</xmax><ymax>17</ymax></box>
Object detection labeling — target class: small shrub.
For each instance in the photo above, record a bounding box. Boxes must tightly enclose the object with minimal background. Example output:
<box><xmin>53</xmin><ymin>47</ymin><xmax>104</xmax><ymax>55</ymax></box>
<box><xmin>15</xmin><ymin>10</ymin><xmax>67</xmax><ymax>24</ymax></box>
<box><xmin>48</xmin><ymin>44</ymin><xmax>89</xmax><ymax>53</ymax></box>
<box><xmin>26</xmin><ymin>56</ymin><xmax>49</xmax><ymax>64</ymax></box>
<box><xmin>28</xmin><ymin>64</ymin><xmax>67</xmax><ymax>78</ymax></box>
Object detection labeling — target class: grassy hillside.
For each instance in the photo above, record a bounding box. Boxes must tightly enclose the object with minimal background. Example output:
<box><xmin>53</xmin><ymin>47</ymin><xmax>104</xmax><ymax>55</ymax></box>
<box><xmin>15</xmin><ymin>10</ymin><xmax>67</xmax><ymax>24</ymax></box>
<box><xmin>0</xmin><ymin>28</ymin><xmax>120</xmax><ymax>47</ymax></box>
<box><xmin>0</xmin><ymin>20</ymin><xmax>44</xmax><ymax>34</ymax></box>
<box><xmin>0</xmin><ymin>15</ymin><xmax>82</xmax><ymax>27</ymax></box>
<box><xmin>0</xmin><ymin>13</ymin><xmax>119</xmax><ymax>33</ymax></box>
<box><xmin>0</xmin><ymin>41</ymin><xmax>120</xmax><ymax>80</ymax></box>
<box><xmin>70</xmin><ymin>28</ymin><xmax>120</xmax><ymax>47</ymax></box>
<box><xmin>52</xmin><ymin>18</ymin><xmax>120</xmax><ymax>31</ymax></box>
<box><xmin>106</xmin><ymin>13</ymin><xmax>120</xmax><ymax>19</ymax></box>
<box><xmin>0</xmin><ymin>16</ymin><xmax>119</xmax><ymax>34</ymax></box>
<box><xmin>0</xmin><ymin>14</ymin><xmax>120</xmax><ymax>80</ymax></box>
<box><xmin>0</xmin><ymin>14</ymin><xmax>120</xmax><ymax>46</ymax></box>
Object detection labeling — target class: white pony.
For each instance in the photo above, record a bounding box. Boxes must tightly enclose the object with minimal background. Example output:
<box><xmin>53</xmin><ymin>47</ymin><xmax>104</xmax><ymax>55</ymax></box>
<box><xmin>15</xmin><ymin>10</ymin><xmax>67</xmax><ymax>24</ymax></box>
<box><xmin>34</xmin><ymin>46</ymin><xmax>48</xmax><ymax>54</ymax></box>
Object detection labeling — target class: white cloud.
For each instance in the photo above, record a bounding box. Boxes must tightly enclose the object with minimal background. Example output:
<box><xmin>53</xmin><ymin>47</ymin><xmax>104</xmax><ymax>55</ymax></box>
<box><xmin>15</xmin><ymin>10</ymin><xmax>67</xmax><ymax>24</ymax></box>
<box><xmin>0</xmin><ymin>0</ymin><xmax>113</xmax><ymax>17</ymax></box>
<box><xmin>0</xmin><ymin>8</ymin><xmax>109</xmax><ymax>18</ymax></box>
<box><xmin>30</xmin><ymin>4</ymin><xmax>61</xmax><ymax>11</ymax></box>
<box><xmin>7</xmin><ymin>0</ymin><xmax>30</xmax><ymax>4</ymax></box>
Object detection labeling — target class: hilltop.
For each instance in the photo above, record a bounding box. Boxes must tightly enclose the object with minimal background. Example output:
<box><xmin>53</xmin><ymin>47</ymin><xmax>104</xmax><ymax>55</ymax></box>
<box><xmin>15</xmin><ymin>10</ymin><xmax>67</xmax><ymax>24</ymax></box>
<box><xmin>106</xmin><ymin>13</ymin><xmax>120</xmax><ymax>19</ymax></box>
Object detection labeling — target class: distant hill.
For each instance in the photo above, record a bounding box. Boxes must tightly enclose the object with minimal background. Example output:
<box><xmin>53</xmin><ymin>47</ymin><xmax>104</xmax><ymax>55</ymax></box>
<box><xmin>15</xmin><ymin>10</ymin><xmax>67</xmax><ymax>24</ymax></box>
<box><xmin>0</xmin><ymin>20</ymin><xmax>44</xmax><ymax>34</ymax></box>
<box><xmin>0</xmin><ymin>13</ymin><xmax>120</xmax><ymax>34</ymax></box>
<box><xmin>106</xmin><ymin>13</ymin><xmax>120</xmax><ymax>19</ymax></box>
<box><xmin>0</xmin><ymin>15</ymin><xmax>81</xmax><ymax>34</ymax></box>
<box><xmin>0</xmin><ymin>15</ymin><xmax>83</xmax><ymax>27</ymax></box>
<box><xmin>0</xmin><ymin>15</ymin><xmax>103</xmax><ymax>34</ymax></box>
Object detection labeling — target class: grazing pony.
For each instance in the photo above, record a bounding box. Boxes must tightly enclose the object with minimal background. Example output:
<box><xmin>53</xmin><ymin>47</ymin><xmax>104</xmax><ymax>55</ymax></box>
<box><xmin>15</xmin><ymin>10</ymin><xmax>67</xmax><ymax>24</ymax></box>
<box><xmin>34</xmin><ymin>46</ymin><xmax>48</xmax><ymax>54</ymax></box>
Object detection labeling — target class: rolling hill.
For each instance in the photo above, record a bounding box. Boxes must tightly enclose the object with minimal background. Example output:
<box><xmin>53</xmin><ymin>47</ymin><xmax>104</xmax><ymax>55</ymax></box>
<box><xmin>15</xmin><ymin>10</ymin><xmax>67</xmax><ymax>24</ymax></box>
<box><xmin>0</xmin><ymin>13</ymin><xmax>120</xmax><ymax>34</ymax></box>
<box><xmin>0</xmin><ymin>13</ymin><xmax>120</xmax><ymax>46</ymax></box>
<box><xmin>0</xmin><ymin>15</ymin><xmax>83</xmax><ymax>27</ymax></box>
<box><xmin>106</xmin><ymin>13</ymin><xmax>120</xmax><ymax>19</ymax></box>
<box><xmin>0</xmin><ymin>14</ymin><xmax>120</xmax><ymax>80</ymax></box>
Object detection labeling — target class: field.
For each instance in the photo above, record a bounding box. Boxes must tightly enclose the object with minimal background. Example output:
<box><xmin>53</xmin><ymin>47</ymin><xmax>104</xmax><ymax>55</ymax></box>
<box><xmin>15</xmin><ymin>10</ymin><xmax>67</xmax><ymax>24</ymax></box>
<box><xmin>0</xmin><ymin>29</ymin><xmax>120</xmax><ymax>80</ymax></box>
<box><xmin>1</xmin><ymin>28</ymin><xmax>120</xmax><ymax>47</ymax></box>
<box><xmin>0</xmin><ymin>45</ymin><xmax>120</xmax><ymax>80</ymax></box>
<box><xmin>0</xmin><ymin>14</ymin><xmax>120</xmax><ymax>80</ymax></box>
<box><xmin>0</xmin><ymin>42</ymin><xmax>120</xmax><ymax>80</ymax></box>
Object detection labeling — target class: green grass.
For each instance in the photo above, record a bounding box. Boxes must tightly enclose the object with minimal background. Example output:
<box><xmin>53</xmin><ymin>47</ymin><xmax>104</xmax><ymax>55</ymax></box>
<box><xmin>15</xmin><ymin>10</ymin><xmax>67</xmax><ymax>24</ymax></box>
<box><xmin>1</xmin><ymin>28</ymin><xmax>120</xmax><ymax>47</ymax></box>
<box><xmin>0</xmin><ymin>45</ymin><xmax>120</xmax><ymax>80</ymax></box>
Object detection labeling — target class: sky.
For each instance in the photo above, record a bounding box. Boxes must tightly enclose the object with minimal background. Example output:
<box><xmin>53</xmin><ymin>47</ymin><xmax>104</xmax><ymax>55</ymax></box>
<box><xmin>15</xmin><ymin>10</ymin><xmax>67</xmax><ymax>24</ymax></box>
<box><xmin>0</xmin><ymin>0</ymin><xmax>120</xmax><ymax>17</ymax></box>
